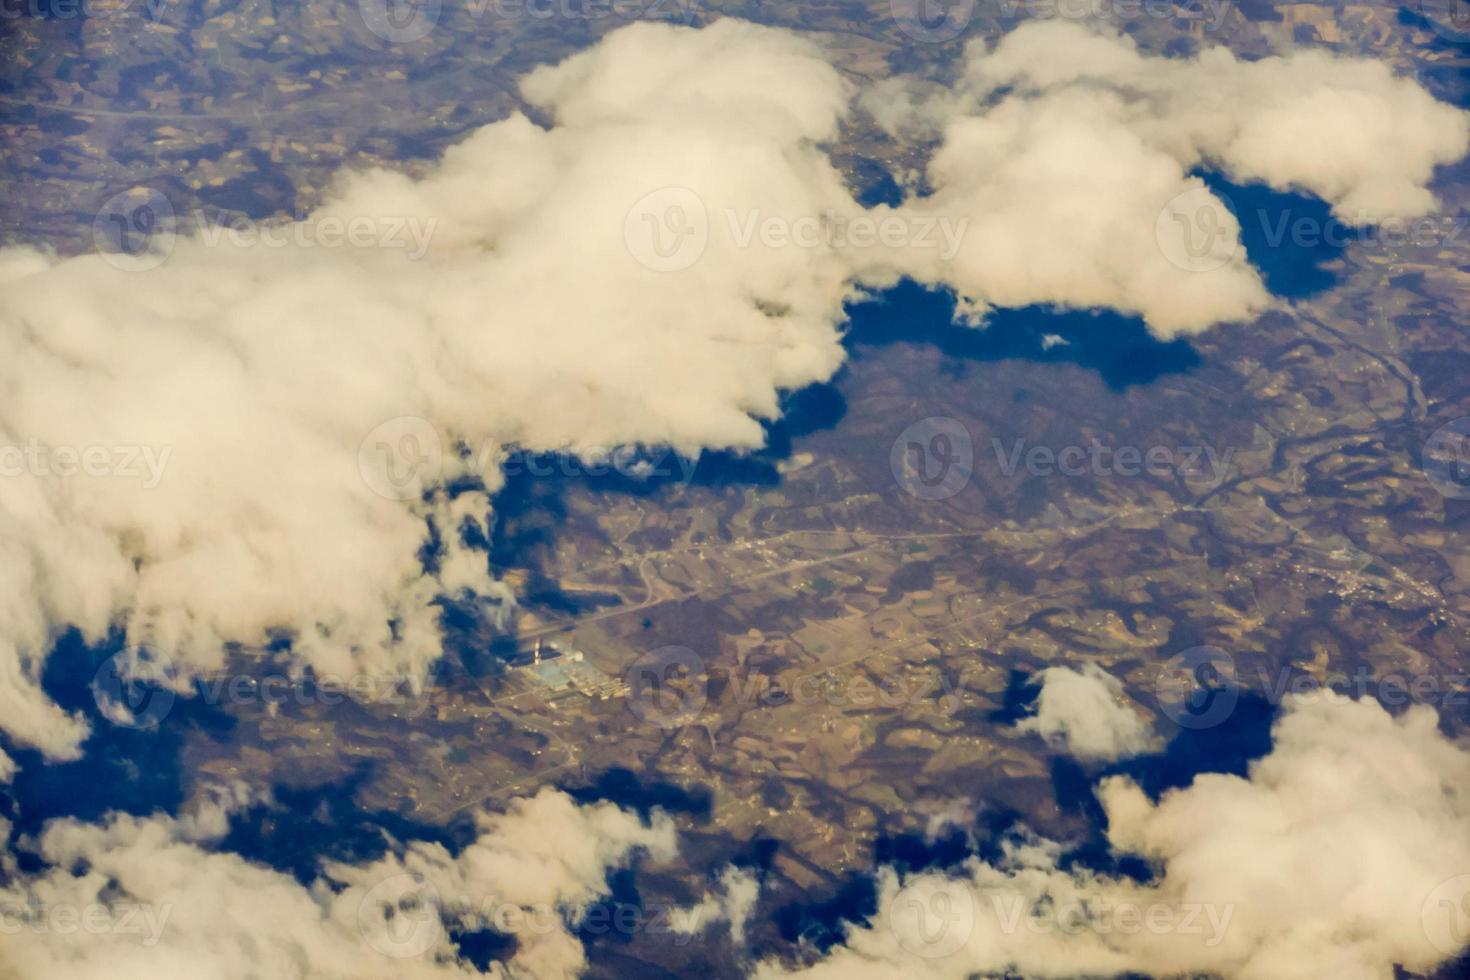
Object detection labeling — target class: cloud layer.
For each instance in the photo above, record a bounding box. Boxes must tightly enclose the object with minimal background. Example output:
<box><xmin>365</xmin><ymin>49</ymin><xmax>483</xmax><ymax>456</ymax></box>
<box><xmin>759</xmin><ymin>696</ymin><xmax>1470</xmax><ymax>980</ymax></box>
<box><xmin>0</xmin><ymin>19</ymin><xmax>857</xmax><ymax>760</ymax></box>
<box><xmin>865</xmin><ymin>21</ymin><xmax>1470</xmax><ymax>335</ymax></box>
<box><xmin>0</xmin><ymin>788</ymin><xmax>676</xmax><ymax>980</ymax></box>
<box><xmin>0</xmin><ymin>19</ymin><xmax>1463</xmax><ymax>767</ymax></box>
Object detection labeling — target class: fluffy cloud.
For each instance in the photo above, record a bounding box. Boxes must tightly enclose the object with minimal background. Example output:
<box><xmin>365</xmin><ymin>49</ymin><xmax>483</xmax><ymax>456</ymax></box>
<box><xmin>0</xmin><ymin>788</ymin><xmax>675</xmax><ymax>980</ymax></box>
<box><xmin>0</xmin><ymin>19</ymin><xmax>857</xmax><ymax>760</ymax></box>
<box><xmin>757</xmin><ymin>696</ymin><xmax>1470</xmax><ymax>980</ymax></box>
<box><xmin>1015</xmin><ymin>663</ymin><xmax>1157</xmax><ymax>762</ymax></box>
<box><xmin>0</xmin><ymin>18</ymin><xmax>1464</xmax><ymax>765</ymax></box>
<box><xmin>866</xmin><ymin>21</ymin><xmax>1470</xmax><ymax>336</ymax></box>
<box><xmin>671</xmin><ymin>865</ymin><xmax>762</xmax><ymax>947</ymax></box>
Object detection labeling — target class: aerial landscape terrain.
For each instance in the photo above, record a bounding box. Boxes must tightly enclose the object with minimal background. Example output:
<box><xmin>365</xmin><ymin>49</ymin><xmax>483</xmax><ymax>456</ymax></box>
<box><xmin>3</xmin><ymin>0</ymin><xmax>1470</xmax><ymax>978</ymax></box>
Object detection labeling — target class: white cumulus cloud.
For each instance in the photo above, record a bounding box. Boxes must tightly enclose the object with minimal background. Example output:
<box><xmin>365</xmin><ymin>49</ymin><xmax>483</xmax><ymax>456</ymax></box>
<box><xmin>1015</xmin><ymin>663</ymin><xmax>1157</xmax><ymax>762</ymax></box>
<box><xmin>0</xmin><ymin>19</ymin><xmax>1463</xmax><ymax>769</ymax></box>
<box><xmin>865</xmin><ymin>21</ymin><xmax>1470</xmax><ymax>336</ymax></box>
<box><xmin>757</xmin><ymin>696</ymin><xmax>1470</xmax><ymax>980</ymax></box>
<box><xmin>0</xmin><ymin>788</ymin><xmax>676</xmax><ymax>980</ymax></box>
